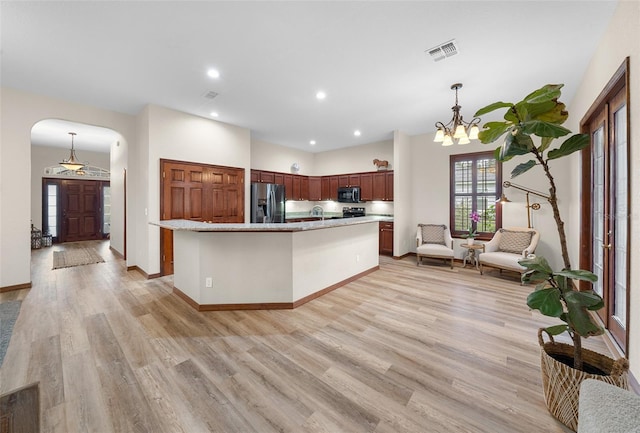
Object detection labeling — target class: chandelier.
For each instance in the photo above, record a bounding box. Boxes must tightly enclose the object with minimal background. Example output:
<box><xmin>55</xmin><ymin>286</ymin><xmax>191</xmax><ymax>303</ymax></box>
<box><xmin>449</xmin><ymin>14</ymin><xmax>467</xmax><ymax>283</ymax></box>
<box><xmin>59</xmin><ymin>132</ymin><xmax>86</xmax><ymax>171</ymax></box>
<box><xmin>433</xmin><ymin>83</ymin><xmax>481</xmax><ymax>146</ymax></box>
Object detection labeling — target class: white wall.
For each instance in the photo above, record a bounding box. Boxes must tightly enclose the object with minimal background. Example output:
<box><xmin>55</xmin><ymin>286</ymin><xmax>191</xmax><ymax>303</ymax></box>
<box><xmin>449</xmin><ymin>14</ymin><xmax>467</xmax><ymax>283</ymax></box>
<box><xmin>567</xmin><ymin>0</ymin><xmax>640</xmax><ymax>381</ymax></box>
<box><xmin>314</xmin><ymin>140</ymin><xmax>393</xmax><ymax>175</ymax></box>
<box><xmin>30</xmin><ymin>145</ymin><xmax>111</xmax><ymax>230</ymax></box>
<box><xmin>0</xmin><ymin>87</ymin><xmax>135</xmax><ymax>288</ymax></box>
<box><xmin>251</xmin><ymin>139</ymin><xmax>315</xmax><ymax>175</ymax></box>
<box><xmin>138</xmin><ymin>104</ymin><xmax>252</xmax><ymax>276</ymax></box>
<box><xmin>110</xmin><ymin>137</ymin><xmax>127</xmax><ymax>256</ymax></box>
<box><xmin>409</xmin><ymin>132</ymin><xmax>572</xmax><ymax>264</ymax></box>
<box><xmin>393</xmin><ymin>130</ymin><xmax>412</xmax><ymax>256</ymax></box>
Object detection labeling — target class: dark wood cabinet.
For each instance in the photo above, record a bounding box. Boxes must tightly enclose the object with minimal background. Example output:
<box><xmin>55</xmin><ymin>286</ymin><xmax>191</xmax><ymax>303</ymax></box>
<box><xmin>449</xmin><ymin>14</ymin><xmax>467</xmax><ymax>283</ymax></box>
<box><xmin>161</xmin><ymin>159</ymin><xmax>245</xmax><ymax>276</ymax></box>
<box><xmin>250</xmin><ymin>169</ymin><xmax>392</xmax><ymax>202</ymax></box>
<box><xmin>308</xmin><ymin>177</ymin><xmax>322</xmax><ymax>201</ymax></box>
<box><xmin>274</xmin><ymin>172</ymin><xmax>285</xmax><ymax>185</ymax></box>
<box><xmin>292</xmin><ymin>175</ymin><xmax>301</xmax><ymax>200</ymax></box>
<box><xmin>360</xmin><ymin>173</ymin><xmax>373</xmax><ymax>201</ymax></box>
<box><xmin>379</xmin><ymin>221</ymin><xmax>394</xmax><ymax>255</ymax></box>
<box><xmin>283</xmin><ymin>174</ymin><xmax>293</xmax><ymax>198</ymax></box>
<box><xmin>329</xmin><ymin>176</ymin><xmax>339</xmax><ymax>200</ymax></box>
<box><xmin>372</xmin><ymin>171</ymin><xmax>393</xmax><ymax>201</ymax></box>
<box><xmin>301</xmin><ymin>176</ymin><xmax>309</xmax><ymax>200</ymax></box>
<box><xmin>385</xmin><ymin>171</ymin><xmax>394</xmax><ymax>201</ymax></box>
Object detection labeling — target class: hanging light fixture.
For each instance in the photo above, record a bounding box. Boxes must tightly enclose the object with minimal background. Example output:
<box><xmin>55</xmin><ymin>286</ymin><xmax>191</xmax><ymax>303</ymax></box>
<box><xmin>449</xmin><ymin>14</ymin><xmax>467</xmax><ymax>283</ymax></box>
<box><xmin>433</xmin><ymin>83</ymin><xmax>481</xmax><ymax>146</ymax></box>
<box><xmin>59</xmin><ymin>132</ymin><xmax>86</xmax><ymax>171</ymax></box>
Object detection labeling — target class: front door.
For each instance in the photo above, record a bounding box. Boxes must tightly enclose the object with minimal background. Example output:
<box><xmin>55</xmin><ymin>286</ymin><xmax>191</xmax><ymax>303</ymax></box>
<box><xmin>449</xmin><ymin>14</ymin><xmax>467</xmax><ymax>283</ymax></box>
<box><xmin>60</xmin><ymin>179</ymin><xmax>104</xmax><ymax>242</ymax></box>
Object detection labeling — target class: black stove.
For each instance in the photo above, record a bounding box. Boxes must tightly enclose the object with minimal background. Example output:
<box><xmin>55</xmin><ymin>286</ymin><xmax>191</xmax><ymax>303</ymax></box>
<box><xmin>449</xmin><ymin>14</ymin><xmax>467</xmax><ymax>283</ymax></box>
<box><xmin>342</xmin><ymin>207</ymin><xmax>366</xmax><ymax>218</ymax></box>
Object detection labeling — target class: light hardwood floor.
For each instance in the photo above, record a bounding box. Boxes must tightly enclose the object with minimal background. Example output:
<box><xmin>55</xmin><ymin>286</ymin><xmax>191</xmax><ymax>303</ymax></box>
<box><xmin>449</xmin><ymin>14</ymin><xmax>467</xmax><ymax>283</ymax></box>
<box><xmin>0</xmin><ymin>240</ymin><xmax>612</xmax><ymax>433</ymax></box>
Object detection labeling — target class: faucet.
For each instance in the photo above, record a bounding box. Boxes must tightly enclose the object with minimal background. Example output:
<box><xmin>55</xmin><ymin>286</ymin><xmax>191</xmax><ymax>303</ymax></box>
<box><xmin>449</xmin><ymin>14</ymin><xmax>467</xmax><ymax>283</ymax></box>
<box><xmin>310</xmin><ymin>205</ymin><xmax>324</xmax><ymax>220</ymax></box>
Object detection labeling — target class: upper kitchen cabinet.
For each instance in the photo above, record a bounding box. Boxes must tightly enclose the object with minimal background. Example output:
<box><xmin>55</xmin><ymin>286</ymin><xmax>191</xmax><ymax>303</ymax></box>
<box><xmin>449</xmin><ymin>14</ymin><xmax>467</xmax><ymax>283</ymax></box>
<box><xmin>372</xmin><ymin>171</ymin><xmax>393</xmax><ymax>201</ymax></box>
<box><xmin>308</xmin><ymin>177</ymin><xmax>322</xmax><ymax>201</ymax></box>
<box><xmin>360</xmin><ymin>173</ymin><xmax>373</xmax><ymax>201</ymax></box>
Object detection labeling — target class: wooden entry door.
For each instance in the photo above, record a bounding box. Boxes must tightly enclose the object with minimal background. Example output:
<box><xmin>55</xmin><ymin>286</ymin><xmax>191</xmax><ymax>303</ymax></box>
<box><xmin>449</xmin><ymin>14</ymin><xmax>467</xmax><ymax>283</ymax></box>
<box><xmin>60</xmin><ymin>179</ymin><xmax>105</xmax><ymax>242</ymax></box>
<box><xmin>160</xmin><ymin>159</ymin><xmax>245</xmax><ymax>276</ymax></box>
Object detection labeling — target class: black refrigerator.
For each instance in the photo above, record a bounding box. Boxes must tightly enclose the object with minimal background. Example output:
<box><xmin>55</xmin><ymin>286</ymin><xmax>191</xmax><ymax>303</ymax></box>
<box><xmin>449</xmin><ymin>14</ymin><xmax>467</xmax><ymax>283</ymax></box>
<box><xmin>250</xmin><ymin>183</ymin><xmax>286</xmax><ymax>223</ymax></box>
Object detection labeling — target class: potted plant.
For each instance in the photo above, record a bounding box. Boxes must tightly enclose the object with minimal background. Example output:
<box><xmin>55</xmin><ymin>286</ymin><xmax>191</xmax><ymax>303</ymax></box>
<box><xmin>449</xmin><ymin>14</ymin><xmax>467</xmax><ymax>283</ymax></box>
<box><xmin>474</xmin><ymin>84</ymin><xmax>628</xmax><ymax>431</ymax></box>
<box><xmin>464</xmin><ymin>211</ymin><xmax>480</xmax><ymax>245</ymax></box>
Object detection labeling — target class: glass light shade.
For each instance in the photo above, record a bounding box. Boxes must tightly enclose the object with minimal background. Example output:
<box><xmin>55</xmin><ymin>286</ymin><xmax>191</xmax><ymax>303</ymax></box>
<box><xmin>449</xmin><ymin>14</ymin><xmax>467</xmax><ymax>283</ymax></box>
<box><xmin>457</xmin><ymin>135</ymin><xmax>470</xmax><ymax>145</ymax></box>
<box><xmin>60</xmin><ymin>150</ymin><xmax>85</xmax><ymax>171</ymax></box>
<box><xmin>434</xmin><ymin>128</ymin><xmax>445</xmax><ymax>142</ymax></box>
<box><xmin>468</xmin><ymin>125</ymin><xmax>480</xmax><ymax>140</ymax></box>
<box><xmin>453</xmin><ymin>124</ymin><xmax>467</xmax><ymax>139</ymax></box>
<box><xmin>442</xmin><ymin>134</ymin><xmax>454</xmax><ymax>146</ymax></box>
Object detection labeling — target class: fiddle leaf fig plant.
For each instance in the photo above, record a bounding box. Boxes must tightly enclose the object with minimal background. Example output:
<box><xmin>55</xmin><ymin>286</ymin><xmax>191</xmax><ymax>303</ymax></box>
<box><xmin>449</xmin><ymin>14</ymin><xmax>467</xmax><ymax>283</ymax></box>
<box><xmin>474</xmin><ymin>84</ymin><xmax>603</xmax><ymax>370</ymax></box>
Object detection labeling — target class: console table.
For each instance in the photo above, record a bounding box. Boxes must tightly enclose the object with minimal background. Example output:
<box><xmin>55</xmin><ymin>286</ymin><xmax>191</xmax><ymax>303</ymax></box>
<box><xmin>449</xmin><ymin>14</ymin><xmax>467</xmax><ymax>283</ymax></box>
<box><xmin>461</xmin><ymin>243</ymin><xmax>485</xmax><ymax>269</ymax></box>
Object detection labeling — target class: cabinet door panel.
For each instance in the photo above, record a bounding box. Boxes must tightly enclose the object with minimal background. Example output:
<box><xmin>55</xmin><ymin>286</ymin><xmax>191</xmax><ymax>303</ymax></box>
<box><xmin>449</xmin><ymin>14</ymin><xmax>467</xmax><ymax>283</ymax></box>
<box><xmin>309</xmin><ymin>177</ymin><xmax>322</xmax><ymax>201</ymax></box>
<box><xmin>360</xmin><ymin>174</ymin><xmax>373</xmax><ymax>201</ymax></box>
<box><xmin>372</xmin><ymin>173</ymin><xmax>386</xmax><ymax>200</ymax></box>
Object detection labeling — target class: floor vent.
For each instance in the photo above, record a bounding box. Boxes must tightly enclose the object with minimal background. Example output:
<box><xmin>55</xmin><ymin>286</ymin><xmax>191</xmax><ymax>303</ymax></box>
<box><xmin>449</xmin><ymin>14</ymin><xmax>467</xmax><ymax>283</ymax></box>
<box><xmin>426</xmin><ymin>39</ymin><xmax>459</xmax><ymax>62</ymax></box>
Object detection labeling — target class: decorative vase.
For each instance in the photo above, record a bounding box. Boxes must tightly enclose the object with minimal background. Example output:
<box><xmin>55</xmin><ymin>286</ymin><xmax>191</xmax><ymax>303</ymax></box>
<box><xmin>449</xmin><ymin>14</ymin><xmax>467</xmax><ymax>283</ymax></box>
<box><xmin>538</xmin><ymin>329</ymin><xmax>629</xmax><ymax>432</ymax></box>
<box><xmin>467</xmin><ymin>238</ymin><xmax>474</xmax><ymax>245</ymax></box>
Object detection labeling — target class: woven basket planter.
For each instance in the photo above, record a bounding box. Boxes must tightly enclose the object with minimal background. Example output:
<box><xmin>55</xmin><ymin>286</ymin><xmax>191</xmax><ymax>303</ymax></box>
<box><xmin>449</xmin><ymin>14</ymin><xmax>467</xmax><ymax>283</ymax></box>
<box><xmin>538</xmin><ymin>328</ymin><xmax>629</xmax><ymax>432</ymax></box>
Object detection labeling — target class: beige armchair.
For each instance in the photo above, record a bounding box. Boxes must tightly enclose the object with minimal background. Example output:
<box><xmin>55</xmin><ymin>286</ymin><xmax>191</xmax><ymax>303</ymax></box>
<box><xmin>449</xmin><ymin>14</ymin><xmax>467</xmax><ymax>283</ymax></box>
<box><xmin>416</xmin><ymin>224</ymin><xmax>454</xmax><ymax>268</ymax></box>
<box><xmin>479</xmin><ymin>227</ymin><xmax>540</xmax><ymax>276</ymax></box>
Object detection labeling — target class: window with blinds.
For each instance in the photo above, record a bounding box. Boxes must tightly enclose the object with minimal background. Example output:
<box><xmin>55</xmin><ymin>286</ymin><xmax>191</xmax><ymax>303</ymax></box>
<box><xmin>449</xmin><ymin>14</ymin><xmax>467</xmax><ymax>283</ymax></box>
<box><xmin>450</xmin><ymin>151</ymin><xmax>502</xmax><ymax>239</ymax></box>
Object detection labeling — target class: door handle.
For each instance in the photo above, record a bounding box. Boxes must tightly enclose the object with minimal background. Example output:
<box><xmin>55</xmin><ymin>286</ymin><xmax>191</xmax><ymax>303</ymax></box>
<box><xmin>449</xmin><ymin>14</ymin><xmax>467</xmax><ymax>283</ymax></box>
<box><xmin>602</xmin><ymin>243</ymin><xmax>611</xmax><ymax>249</ymax></box>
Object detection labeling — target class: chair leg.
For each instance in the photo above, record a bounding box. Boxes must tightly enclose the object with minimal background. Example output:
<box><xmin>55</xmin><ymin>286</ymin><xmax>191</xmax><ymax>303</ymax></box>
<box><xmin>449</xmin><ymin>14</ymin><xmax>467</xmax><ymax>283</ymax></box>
<box><xmin>450</xmin><ymin>257</ymin><xmax>453</xmax><ymax>269</ymax></box>
<box><xmin>480</xmin><ymin>264</ymin><xmax>484</xmax><ymax>275</ymax></box>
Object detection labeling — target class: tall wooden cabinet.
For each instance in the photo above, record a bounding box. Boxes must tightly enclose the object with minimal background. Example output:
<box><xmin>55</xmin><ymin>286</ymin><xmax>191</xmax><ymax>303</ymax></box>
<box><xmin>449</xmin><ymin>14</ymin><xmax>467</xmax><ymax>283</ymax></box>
<box><xmin>161</xmin><ymin>159</ymin><xmax>244</xmax><ymax>276</ymax></box>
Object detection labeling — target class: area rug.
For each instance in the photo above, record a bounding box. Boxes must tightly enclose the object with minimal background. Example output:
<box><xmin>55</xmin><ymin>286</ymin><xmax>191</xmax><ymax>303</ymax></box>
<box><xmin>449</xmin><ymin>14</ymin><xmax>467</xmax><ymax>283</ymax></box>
<box><xmin>52</xmin><ymin>248</ymin><xmax>105</xmax><ymax>270</ymax></box>
<box><xmin>0</xmin><ymin>300</ymin><xmax>22</xmax><ymax>367</ymax></box>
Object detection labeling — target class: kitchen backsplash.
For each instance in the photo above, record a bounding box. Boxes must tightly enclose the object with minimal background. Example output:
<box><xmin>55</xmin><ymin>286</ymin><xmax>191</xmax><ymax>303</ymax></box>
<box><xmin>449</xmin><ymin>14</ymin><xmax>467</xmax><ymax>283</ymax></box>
<box><xmin>285</xmin><ymin>200</ymin><xmax>393</xmax><ymax>216</ymax></box>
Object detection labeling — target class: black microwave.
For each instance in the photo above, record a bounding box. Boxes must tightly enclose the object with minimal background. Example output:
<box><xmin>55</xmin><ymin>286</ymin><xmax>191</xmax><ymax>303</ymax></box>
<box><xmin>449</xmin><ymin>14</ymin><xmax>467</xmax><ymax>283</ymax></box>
<box><xmin>337</xmin><ymin>186</ymin><xmax>361</xmax><ymax>203</ymax></box>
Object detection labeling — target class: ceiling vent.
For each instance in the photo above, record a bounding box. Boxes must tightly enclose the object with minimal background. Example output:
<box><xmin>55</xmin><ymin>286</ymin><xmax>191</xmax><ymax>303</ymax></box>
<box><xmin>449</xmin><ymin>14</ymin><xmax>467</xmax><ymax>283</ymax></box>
<box><xmin>203</xmin><ymin>90</ymin><xmax>219</xmax><ymax>99</ymax></box>
<box><xmin>425</xmin><ymin>39</ymin><xmax>459</xmax><ymax>62</ymax></box>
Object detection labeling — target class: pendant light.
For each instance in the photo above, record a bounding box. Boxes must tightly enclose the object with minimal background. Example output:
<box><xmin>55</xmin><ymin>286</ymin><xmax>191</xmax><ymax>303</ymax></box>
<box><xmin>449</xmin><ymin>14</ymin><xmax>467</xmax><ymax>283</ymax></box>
<box><xmin>60</xmin><ymin>132</ymin><xmax>86</xmax><ymax>171</ymax></box>
<box><xmin>433</xmin><ymin>83</ymin><xmax>481</xmax><ymax>146</ymax></box>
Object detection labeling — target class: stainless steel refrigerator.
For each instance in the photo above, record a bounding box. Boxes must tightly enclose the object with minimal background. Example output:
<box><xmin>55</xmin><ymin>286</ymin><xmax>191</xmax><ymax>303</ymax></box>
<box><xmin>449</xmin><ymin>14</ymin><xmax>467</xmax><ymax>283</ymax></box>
<box><xmin>250</xmin><ymin>183</ymin><xmax>286</xmax><ymax>223</ymax></box>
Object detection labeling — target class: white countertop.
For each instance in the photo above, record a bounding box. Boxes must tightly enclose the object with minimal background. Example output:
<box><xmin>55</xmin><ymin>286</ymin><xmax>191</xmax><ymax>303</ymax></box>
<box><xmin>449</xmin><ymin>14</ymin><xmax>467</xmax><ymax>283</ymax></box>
<box><xmin>151</xmin><ymin>216</ymin><xmax>392</xmax><ymax>232</ymax></box>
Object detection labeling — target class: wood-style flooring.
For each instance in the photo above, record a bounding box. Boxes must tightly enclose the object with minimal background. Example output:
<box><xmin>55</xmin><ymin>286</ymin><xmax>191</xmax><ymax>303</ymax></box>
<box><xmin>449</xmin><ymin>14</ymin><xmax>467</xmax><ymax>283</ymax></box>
<box><xmin>0</xmin><ymin>240</ymin><xmax>612</xmax><ymax>433</ymax></box>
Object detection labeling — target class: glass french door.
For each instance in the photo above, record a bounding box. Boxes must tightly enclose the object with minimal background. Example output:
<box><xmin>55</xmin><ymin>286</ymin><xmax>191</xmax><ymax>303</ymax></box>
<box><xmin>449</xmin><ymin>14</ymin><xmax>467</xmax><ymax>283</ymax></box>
<box><xmin>582</xmin><ymin>62</ymin><xmax>629</xmax><ymax>352</ymax></box>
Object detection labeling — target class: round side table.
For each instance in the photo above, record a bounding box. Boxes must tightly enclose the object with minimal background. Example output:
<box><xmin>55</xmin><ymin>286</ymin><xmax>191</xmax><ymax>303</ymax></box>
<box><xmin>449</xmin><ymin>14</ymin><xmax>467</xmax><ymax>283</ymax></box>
<box><xmin>461</xmin><ymin>243</ymin><xmax>485</xmax><ymax>269</ymax></box>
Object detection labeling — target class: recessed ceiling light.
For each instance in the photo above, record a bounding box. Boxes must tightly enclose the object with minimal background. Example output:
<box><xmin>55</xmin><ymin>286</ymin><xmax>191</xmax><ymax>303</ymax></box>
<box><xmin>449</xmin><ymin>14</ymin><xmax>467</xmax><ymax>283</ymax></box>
<box><xmin>309</xmin><ymin>140</ymin><xmax>316</xmax><ymax>145</ymax></box>
<box><xmin>316</xmin><ymin>91</ymin><xmax>326</xmax><ymax>100</ymax></box>
<box><xmin>210</xmin><ymin>112</ymin><xmax>219</xmax><ymax>118</ymax></box>
<box><xmin>207</xmin><ymin>69</ymin><xmax>220</xmax><ymax>79</ymax></box>
<box><xmin>354</xmin><ymin>130</ymin><xmax>361</xmax><ymax>137</ymax></box>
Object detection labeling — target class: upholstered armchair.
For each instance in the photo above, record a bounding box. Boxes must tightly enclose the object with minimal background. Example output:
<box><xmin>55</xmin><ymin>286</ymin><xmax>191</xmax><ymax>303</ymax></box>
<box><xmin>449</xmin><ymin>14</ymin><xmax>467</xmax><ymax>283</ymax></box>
<box><xmin>416</xmin><ymin>224</ymin><xmax>454</xmax><ymax>268</ymax></box>
<box><xmin>479</xmin><ymin>227</ymin><xmax>540</xmax><ymax>276</ymax></box>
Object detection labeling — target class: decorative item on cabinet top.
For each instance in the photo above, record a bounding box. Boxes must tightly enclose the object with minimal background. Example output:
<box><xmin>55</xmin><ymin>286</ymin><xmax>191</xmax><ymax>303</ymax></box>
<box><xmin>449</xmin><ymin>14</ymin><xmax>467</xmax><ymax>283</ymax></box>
<box><xmin>373</xmin><ymin>159</ymin><xmax>390</xmax><ymax>170</ymax></box>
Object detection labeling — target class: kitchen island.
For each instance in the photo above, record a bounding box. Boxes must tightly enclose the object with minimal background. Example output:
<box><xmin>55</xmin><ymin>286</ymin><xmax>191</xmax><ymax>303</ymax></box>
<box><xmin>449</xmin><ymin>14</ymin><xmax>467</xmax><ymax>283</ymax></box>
<box><xmin>152</xmin><ymin>217</ymin><xmax>384</xmax><ymax>310</ymax></box>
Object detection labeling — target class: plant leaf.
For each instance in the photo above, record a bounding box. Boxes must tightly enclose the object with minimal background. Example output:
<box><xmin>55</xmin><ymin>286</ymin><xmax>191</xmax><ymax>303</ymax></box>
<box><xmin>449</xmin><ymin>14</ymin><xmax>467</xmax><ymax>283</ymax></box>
<box><xmin>565</xmin><ymin>290</ymin><xmax>604</xmax><ymax>308</ymax></box>
<box><xmin>519</xmin><ymin>256</ymin><xmax>553</xmax><ymax>274</ymax></box>
<box><xmin>565</xmin><ymin>293</ymin><xmax>605</xmax><ymax>337</ymax></box>
<box><xmin>547</xmin><ymin>134</ymin><xmax>590</xmax><ymax>160</ymax></box>
<box><xmin>511</xmin><ymin>160</ymin><xmax>537</xmax><ymax>178</ymax></box>
<box><xmin>554</xmin><ymin>269</ymin><xmax>598</xmax><ymax>282</ymax></box>
<box><xmin>546</xmin><ymin>324</ymin><xmax>569</xmax><ymax>336</ymax></box>
<box><xmin>535</xmin><ymin>101</ymin><xmax>568</xmax><ymax>124</ymax></box>
<box><xmin>523</xmin><ymin>84</ymin><xmax>563</xmax><ymax>104</ymax></box>
<box><xmin>538</xmin><ymin>136</ymin><xmax>554</xmax><ymax>153</ymax></box>
<box><xmin>527</xmin><ymin>288</ymin><xmax>563</xmax><ymax>317</ymax></box>
<box><xmin>474</xmin><ymin>102</ymin><xmax>513</xmax><ymax>117</ymax></box>
<box><xmin>477</xmin><ymin>122</ymin><xmax>511</xmax><ymax>144</ymax></box>
<box><xmin>521</xmin><ymin>120</ymin><xmax>571</xmax><ymax>138</ymax></box>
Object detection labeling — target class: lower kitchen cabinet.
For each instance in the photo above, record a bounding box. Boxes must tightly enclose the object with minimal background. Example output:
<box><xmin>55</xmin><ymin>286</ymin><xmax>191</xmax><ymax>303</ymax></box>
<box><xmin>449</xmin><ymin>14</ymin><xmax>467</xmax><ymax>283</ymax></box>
<box><xmin>379</xmin><ymin>221</ymin><xmax>394</xmax><ymax>255</ymax></box>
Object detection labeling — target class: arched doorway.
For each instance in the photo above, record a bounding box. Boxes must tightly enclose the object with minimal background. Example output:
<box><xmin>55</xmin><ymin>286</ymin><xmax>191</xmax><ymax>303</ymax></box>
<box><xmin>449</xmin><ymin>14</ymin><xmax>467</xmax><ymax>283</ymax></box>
<box><xmin>31</xmin><ymin>119</ymin><xmax>126</xmax><ymax>252</ymax></box>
